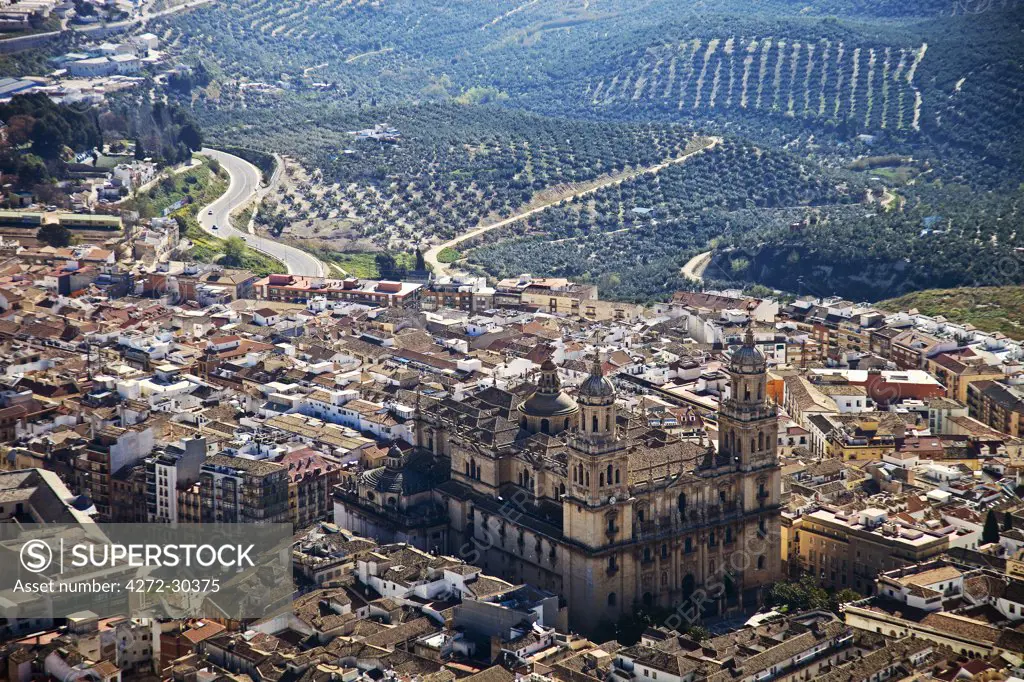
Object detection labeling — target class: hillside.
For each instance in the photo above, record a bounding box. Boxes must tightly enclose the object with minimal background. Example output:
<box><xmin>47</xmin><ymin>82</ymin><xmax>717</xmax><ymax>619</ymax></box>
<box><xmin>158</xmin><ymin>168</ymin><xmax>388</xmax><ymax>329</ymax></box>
<box><xmin>143</xmin><ymin>0</ymin><xmax>1024</xmax><ymax>301</ymax></box>
<box><xmin>876</xmin><ymin>287</ymin><xmax>1024</xmax><ymax>340</ymax></box>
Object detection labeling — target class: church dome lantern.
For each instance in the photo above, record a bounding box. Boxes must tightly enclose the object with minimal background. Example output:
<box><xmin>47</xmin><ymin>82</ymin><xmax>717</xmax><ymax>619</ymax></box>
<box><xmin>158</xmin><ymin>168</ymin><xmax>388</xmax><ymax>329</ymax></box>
<box><xmin>730</xmin><ymin>327</ymin><xmax>766</xmax><ymax>374</ymax></box>
<box><xmin>578</xmin><ymin>354</ymin><xmax>615</xmax><ymax>403</ymax></box>
<box><xmin>519</xmin><ymin>358</ymin><xmax>579</xmax><ymax>435</ymax></box>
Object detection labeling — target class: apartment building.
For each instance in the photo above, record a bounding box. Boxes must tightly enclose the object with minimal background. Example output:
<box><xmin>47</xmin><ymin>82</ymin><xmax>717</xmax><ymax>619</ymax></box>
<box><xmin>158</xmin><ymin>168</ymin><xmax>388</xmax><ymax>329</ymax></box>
<box><xmin>968</xmin><ymin>380</ymin><xmax>1024</xmax><ymax>437</ymax></box>
<box><xmin>146</xmin><ymin>437</ymin><xmax>206</xmax><ymax>524</ymax></box>
<box><xmin>73</xmin><ymin>425</ymin><xmax>154</xmax><ymax>520</ymax></box>
<box><xmin>199</xmin><ymin>454</ymin><xmax>288</xmax><ymax>524</ymax></box>
<box><xmin>796</xmin><ymin>506</ymin><xmax>951</xmax><ymax>595</ymax></box>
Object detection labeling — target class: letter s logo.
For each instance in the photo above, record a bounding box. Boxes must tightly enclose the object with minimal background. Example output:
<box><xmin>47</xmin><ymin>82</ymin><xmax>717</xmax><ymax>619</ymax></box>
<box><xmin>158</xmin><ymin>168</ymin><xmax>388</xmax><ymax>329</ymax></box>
<box><xmin>20</xmin><ymin>540</ymin><xmax>53</xmax><ymax>573</ymax></box>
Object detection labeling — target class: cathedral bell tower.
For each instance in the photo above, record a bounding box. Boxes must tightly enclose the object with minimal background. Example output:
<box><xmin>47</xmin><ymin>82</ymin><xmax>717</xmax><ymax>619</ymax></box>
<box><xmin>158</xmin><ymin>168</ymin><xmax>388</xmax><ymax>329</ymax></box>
<box><xmin>565</xmin><ymin>354</ymin><xmax>629</xmax><ymax>511</ymax></box>
<box><xmin>719</xmin><ymin>328</ymin><xmax>776</xmax><ymax>472</ymax></box>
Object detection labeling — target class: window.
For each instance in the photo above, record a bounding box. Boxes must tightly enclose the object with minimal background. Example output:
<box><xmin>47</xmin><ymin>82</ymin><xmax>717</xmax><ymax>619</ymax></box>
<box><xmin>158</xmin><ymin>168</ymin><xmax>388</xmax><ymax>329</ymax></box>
<box><xmin>757</xmin><ymin>555</ymin><xmax>766</xmax><ymax>570</ymax></box>
<box><xmin>608</xmin><ymin>592</ymin><xmax>617</xmax><ymax>606</ymax></box>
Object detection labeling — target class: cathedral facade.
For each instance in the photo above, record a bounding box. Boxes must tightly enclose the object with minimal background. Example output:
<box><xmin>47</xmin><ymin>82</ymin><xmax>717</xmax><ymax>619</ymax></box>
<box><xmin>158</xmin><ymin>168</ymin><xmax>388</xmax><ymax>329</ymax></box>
<box><xmin>335</xmin><ymin>330</ymin><xmax>782</xmax><ymax>631</ymax></box>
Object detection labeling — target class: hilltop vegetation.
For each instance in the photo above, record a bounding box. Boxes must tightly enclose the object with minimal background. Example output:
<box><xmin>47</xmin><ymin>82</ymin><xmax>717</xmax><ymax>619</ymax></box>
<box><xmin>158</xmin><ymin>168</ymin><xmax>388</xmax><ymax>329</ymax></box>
<box><xmin>150</xmin><ymin>0</ymin><xmax>1024</xmax><ymax>300</ymax></box>
<box><xmin>877</xmin><ymin>287</ymin><xmax>1024</xmax><ymax>340</ymax></box>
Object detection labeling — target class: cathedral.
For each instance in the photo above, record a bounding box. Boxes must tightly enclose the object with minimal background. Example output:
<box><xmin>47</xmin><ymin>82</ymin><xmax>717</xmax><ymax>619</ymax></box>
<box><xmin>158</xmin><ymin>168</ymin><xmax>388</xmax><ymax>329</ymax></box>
<box><xmin>334</xmin><ymin>329</ymin><xmax>782</xmax><ymax>631</ymax></box>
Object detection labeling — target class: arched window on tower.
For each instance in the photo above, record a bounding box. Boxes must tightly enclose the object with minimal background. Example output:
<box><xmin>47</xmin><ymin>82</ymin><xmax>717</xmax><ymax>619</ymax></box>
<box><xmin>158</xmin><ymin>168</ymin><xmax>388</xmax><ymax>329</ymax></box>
<box><xmin>607</xmin><ymin>465</ymin><xmax>613</xmax><ymax>484</ymax></box>
<box><xmin>564</xmin><ymin>417</ymin><xmax>570</xmax><ymax>430</ymax></box>
<box><xmin>592</xmin><ymin>415</ymin><xmax>599</xmax><ymax>433</ymax></box>
<box><xmin>600</xmin><ymin>472</ymin><xmax>605</xmax><ymax>487</ymax></box>
<box><xmin>608</xmin><ymin>592</ymin><xmax>617</xmax><ymax>607</ymax></box>
<box><xmin>744</xmin><ymin>384</ymin><xmax>751</xmax><ymax>401</ymax></box>
<box><xmin>678</xmin><ymin>492</ymin><xmax>687</xmax><ymax>516</ymax></box>
<box><xmin>464</xmin><ymin>462</ymin><xmax>469</xmax><ymax>476</ymax></box>
<box><xmin>606</xmin><ymin>414</ymin><xmax>611</xmax><ymax>431</ymax></box>
<box><xmin>615</xmin><ymin>469</ymin><xmax>620</xmax><ymax>484</ymax></box>
<box><xmin>541</xmin><ymin>419</ymin><xmax>550</xmax><ymax>434</ymax></box>
<box><xmin>758</xmin><ymin>432</ymin><xmax>764</xmax><ymax>450</ymax></box>
<box><xmin>572</xmin><ymin>467</ymin><xmax>577</xmax><ymax>483</ymax></box>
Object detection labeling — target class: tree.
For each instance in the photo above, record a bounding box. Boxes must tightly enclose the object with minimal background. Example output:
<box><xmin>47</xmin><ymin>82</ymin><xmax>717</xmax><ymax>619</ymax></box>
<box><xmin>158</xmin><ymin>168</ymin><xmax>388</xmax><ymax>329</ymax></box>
<box><xmin>767</xmin><ymin>576</ymin><xmax>829</xmax><ymax>612</ymax></box>
<box><xmin>414</xmin><ymin>247</ymin><xmax>425</xmax><ymax>271</ymax></box>
<box><xmin>983</xmin><ymin>510</ymin><xmax>1001</xmax><ymax>545</ymax></box>
<box><xmin>134</xmin><ymin>138</ymin><xmax>146</xmax><ymax>161</ymax></box>
<box><xmin>177</xmin><ymin>123</ymin><xmax>202</xmax><ymax>151</ymax></box>
<box><xmin>36</xmin><ymin>223</ymin><xmax>72</xmax><ymax>247</ymax></box>
<box><xmin>1005</xmin><ymin>511</ymin><xmax>1015</xmax><ymax>532</ymax></box>
<box><xmin>16</xmin><ymin>155</ymin><xmax>48</xmax><ymax>187</ymax></box>
<box><xmin>375</xmin><ymin>252</ymin><xmax>398</xmax><ymax>279</ymax></box>
<box><xmin>828</xmin><ymin>589</ymin><xmax>862</xmax><ymax>614</ymax></box>
<box><xmin>223</xmin><ymin>236</ymin><xmax>245</xmax><ymax>266</ymax></box>
<box><xmin>686</xmin><ymin>626</ymin><xmax>709</xmax><ymax>641</ymax></box>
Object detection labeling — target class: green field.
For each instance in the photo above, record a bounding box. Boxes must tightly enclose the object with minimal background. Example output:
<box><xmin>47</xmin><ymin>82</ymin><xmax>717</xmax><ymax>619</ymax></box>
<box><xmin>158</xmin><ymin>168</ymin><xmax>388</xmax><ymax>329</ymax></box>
<box><xmin>877</xmin><ymin>286</ymin><xmax>1024</xmax><ymax>340</ymax></box>
<box><xmin>437</xmin><ymin>247</ymin><xmax>462</xmax><ymax>264</ymax></box>
<box><xmin>317</xmin><ymin>252</ymin><xmax>418</xmax><ymax>279</ymax></box>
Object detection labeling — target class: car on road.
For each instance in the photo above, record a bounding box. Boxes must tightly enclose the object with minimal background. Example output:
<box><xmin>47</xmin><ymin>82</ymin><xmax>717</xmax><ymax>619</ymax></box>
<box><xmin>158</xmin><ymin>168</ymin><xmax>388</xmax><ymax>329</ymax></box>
<box><xmin>212</xmin><ymin>225</ymin><xmax>218</xmax><ymax>230</ymax></box>
<box><xmin>208</xmin><ymin>209</ymin><xmax>213</xmax><ymax>215</ymax></box>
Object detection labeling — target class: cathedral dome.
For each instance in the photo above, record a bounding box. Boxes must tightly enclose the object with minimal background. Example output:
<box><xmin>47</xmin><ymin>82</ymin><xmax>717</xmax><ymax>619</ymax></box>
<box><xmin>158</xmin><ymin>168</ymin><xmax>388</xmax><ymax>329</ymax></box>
<box><xmin>730</xmin><ymin>327</ymin><xmax>766</xmax><ymax>374</ymax></box>
<box><xmin>521</xmin><ymin>389</ymin><xmax>579</xmax><ymax>417</ymax></box>
<box><xmin>520</xmin><ymin>358</ymin><xmax>579</xmax><ymax>418</ymax></box>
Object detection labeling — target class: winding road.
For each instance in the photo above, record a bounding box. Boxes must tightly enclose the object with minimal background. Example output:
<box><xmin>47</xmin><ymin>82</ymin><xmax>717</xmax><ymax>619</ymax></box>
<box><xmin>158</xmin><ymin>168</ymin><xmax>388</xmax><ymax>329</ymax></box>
<box><xmin>197</xmin><ymin>148</ymin><xmax>327</xmax><ymax>278</ymax></box>
<box><xmin>424</xmin><ymin>136</ymin><xmax>721</xmax><ymax>277</ymax></box>
<box><xmin>680</xmin><ymin>250</ymin><xmax>712</xmax><ymax>283</ymax></box>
